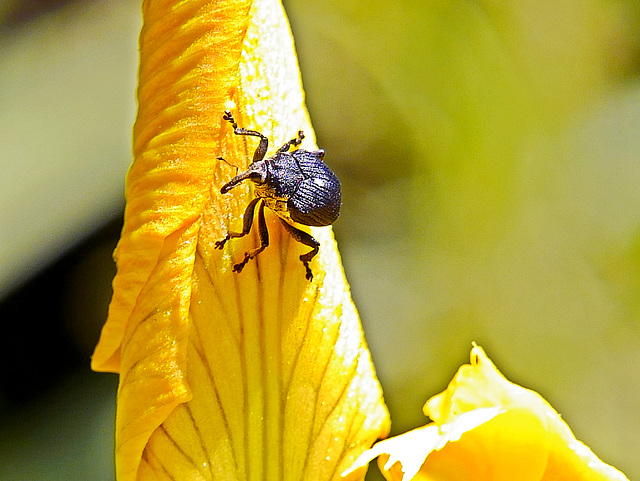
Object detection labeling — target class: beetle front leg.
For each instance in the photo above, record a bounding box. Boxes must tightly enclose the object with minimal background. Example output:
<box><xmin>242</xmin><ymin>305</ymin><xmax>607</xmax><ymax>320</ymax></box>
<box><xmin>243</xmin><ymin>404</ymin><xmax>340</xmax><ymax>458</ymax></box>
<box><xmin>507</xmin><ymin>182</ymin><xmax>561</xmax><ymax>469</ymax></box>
<box><xmin>279</xmin><ymin>219</ymin><xmax>320</xmax><ymax>281</ymax></box>
<box><xmin>223</xmin><ymin>110</ymin><xmax>269</xmax><ymax>162</ymax></box>
<box><xmin>277</xmin><ymin>130</ymin><xmax>304</xmax><ymax>153</ymax></box>
<box><xmin>232</xmin><ymin>201</ymin><xmax>269</xmax><ymax>273</ymax></box>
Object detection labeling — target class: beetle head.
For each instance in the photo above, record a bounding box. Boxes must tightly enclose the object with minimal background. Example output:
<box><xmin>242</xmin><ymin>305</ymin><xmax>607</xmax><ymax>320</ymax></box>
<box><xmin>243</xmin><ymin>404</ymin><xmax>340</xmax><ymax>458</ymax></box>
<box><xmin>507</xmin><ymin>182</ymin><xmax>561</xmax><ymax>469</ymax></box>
<box><xmin>220</xmin><ymin>160</ymin><xmax>268</xmax><ymax>194</ymax></box>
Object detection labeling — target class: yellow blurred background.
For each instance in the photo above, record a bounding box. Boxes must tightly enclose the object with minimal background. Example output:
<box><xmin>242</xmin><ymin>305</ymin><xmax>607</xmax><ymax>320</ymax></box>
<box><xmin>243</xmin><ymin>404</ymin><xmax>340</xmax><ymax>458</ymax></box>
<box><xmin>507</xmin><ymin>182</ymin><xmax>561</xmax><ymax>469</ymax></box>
<box><xmin>1</xmin><ymin>0</ymin><xmax>638</xmax><ymax>479</ymax></box>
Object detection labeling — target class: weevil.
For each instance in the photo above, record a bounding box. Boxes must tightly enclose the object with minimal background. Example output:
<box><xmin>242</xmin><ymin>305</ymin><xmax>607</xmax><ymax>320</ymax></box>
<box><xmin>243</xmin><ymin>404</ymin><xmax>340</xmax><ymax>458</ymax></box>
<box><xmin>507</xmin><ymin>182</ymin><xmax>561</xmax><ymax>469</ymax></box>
<box><xmin>215</xmin><ymin>110</ymin><xmax>342</xmax><ymax>281</ymax></box>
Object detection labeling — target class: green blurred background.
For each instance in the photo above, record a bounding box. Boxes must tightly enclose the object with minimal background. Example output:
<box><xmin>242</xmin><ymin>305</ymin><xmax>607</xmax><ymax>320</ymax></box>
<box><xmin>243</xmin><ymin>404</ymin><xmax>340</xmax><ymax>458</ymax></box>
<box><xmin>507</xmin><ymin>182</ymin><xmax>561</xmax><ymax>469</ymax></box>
<box><xmin>1</xmin><ymin>0</ymin><xmax>639</xmax><ymax>479</ymax></box>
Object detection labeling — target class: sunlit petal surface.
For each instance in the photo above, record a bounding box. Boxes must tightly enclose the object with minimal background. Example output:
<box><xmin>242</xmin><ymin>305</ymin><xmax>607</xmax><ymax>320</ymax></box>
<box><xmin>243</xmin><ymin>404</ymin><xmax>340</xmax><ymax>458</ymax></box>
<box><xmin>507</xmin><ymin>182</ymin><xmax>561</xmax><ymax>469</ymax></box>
<box><xmin>91</xmin><ymin>0</ymin><xmax>390</xmax><ymax>480</ymax></box>
<box><xmin>346</xmin><ymin>345</ymin><xmax>629</xmax><ymax>481</ymax></box>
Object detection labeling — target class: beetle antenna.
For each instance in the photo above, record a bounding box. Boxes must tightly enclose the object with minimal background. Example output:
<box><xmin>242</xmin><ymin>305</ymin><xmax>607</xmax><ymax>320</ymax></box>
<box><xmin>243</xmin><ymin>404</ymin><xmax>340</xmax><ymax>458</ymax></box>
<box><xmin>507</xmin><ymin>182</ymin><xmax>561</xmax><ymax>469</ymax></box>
<box><xmin>218</xmin><ymin>156</ymin><xmax>239</xmax><ymax>175</ymax></box>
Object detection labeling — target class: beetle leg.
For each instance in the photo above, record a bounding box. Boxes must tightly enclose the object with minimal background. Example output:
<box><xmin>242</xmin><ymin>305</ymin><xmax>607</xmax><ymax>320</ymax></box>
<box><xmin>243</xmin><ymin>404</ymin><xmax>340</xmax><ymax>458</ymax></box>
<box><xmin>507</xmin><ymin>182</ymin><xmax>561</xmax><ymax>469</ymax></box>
<box><xmin>223</xmin><ymin>110</ymin><xmax>269</xmax><ymax>162</ymax></box>
<box><xmin>232</xmin><ymin>201</ymin><xmax>269</xmax><ymax>273</ymax></box>
<box><xmin>278</xmin><ymin>219</ymin><xmax>320</xmax><ymax>281</ymax></box>
<box><xmin>215</xmin><ymin>197</ymin><xmax>261</xmax><ymax>249</ymax></box>
<box><xmin>277</xmin><ymin>130</ymin><xmax>305</xmax><ymax>153</ymax></box>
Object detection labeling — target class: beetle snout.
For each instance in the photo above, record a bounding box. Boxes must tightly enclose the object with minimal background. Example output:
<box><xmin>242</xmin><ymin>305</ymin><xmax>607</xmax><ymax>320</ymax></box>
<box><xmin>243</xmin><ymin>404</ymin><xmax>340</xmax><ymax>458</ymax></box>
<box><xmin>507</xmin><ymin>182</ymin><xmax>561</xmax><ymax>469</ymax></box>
<box><xmin>220</xmin><ymin>162</ymin><xmax>268</xmax><ymax>194</ymax></box>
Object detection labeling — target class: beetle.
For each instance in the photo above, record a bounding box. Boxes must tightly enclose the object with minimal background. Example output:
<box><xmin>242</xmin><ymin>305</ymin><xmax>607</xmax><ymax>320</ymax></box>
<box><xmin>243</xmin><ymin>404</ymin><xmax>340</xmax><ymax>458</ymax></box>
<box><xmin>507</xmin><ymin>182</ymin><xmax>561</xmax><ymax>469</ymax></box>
<box><xmin>215</xmin><ymin>110</ymin><xmax>342</xmax><ymax>281</ymax></box>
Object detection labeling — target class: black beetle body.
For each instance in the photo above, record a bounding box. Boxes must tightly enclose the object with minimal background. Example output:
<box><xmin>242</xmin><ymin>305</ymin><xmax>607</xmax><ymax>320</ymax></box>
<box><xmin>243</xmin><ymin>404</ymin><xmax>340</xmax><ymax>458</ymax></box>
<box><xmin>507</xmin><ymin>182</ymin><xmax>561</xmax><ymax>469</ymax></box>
<box><xmin>256</xmin><ymin>149</ymin><xmax>341</xmax><ymax>227</ymax></box>
<box><xmin>215</xmin><ymin>111</ymin><xmax>342</xmax><ymax>280</ymax></box>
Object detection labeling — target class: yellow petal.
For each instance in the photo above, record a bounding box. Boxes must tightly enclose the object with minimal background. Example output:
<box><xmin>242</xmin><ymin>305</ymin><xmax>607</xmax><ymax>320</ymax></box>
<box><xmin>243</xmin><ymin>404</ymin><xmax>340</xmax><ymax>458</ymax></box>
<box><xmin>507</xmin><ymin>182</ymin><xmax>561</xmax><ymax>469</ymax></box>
<box><xmin>346</xmin><ymin>345</ymin><xmax>628</xmax><ymax>481</ymax></box>
<box><xmin>423</xmin><ymin>344</ymin><xmax>544</xmax><ymax>423</ymax></box>
<box><xmin>92</xmin><ymin>0</ymin><xmax>389</xmax><ymax>480</ymax></box>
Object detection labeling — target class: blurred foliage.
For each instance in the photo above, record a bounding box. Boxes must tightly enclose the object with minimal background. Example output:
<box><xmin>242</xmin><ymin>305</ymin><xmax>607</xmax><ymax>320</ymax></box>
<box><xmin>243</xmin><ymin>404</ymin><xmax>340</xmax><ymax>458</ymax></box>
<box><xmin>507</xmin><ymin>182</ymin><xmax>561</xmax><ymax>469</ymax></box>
<box><xmin>285</xmin><ymin>0</ymin><xmax>640</xmax><ymax>478</ymax></box>
<box><xmin>1</xmin><ymin>0</ymin><xmax>639</xmax><ymax>479</ymax></box>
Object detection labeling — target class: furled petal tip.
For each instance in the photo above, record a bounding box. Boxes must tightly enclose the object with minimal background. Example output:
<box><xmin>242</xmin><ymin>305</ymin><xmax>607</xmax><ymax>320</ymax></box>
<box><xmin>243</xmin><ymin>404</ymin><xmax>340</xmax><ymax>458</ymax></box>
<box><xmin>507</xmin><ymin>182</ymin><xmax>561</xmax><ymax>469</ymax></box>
<box><xmin>92</xmin><ymin>0</ymin><xmax>390</xmax><ymax>479</ymax></box>
<box><xmin>344</xmin><ymin>344</ymin><xmax>629</xmax><ymax>481</ymax></box>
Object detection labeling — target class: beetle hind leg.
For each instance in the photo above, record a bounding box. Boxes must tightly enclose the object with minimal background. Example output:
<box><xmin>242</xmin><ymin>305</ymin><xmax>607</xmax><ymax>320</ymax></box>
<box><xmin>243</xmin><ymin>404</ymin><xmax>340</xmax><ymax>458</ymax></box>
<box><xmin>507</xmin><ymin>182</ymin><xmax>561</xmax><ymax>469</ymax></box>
<box><xmin>279</xmin><ymin>219</ymin><xmax>320</xmax><ymax>281</ymax></box>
